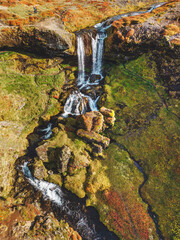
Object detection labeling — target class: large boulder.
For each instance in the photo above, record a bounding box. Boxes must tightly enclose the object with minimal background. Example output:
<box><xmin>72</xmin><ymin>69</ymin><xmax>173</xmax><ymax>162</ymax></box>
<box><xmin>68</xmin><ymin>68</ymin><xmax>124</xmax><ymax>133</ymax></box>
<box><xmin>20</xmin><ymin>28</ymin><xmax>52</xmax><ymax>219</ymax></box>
<box><xmin>76</xmin><ymin>111</ymin><xmax>104</xmax><ymax>132</ymax></box>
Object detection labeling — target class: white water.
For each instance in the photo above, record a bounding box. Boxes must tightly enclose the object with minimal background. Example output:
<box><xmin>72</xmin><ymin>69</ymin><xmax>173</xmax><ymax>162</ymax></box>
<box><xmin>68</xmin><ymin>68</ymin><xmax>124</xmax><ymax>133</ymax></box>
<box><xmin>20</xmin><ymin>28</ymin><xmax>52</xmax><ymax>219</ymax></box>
<box><xmin>94</xmin><ymin>2</ymin><xmax>165</xmax><ymax>29</ymax></box>
<box><xmin>77</xmin><ymin>35</ymin><xmax>85</xmax><ymax>86</ymax></box>
<box><xmin>22</xmin><ymin>162</ymin><xmax>100</xmax><ymax>239</ymax></box>
<box><xmin>62</xmin><ymin>2</ymin><xmax>166</xmax><ymax>118</ymax></box>
<box><xmin>92</xmin><ymin>31</ymin><xmax>107</xmax><ymax>75</ymax></box>
<box><xmin>62</xmin><ymin>91</ymin><xmax>87</xmax><ymax>118</ymax></box>
<box><xmin>39</xmin><ymin>123</ymin><xmax>52</xmax><ymax>139</ymax></box>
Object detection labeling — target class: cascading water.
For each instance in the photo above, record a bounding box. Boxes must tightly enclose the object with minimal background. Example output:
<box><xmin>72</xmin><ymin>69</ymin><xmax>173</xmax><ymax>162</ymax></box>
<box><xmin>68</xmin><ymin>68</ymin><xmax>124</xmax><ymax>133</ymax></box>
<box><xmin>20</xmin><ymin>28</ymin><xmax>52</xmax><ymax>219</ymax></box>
<box><xmin>62</xmin><ymin>2</ymin><xmax>166</xmax><ymax>118</ymax></box>
<box><xmin>22</xmin><ymin>162</ymin><xmax>118</xmax><ymax>240</ymax></box>
<box><xmin>77</xmin><ymin>35</ymin><xmax>85</xmax><ymax>86</ymax></box>
<box><xmin>62</xmin><ymin>27</ymin><xmax>107</xmax><ymax>117</ymax></box>
<box><xmin>92</xmin><ymin>31</ymin><xmax>107</xmax><ymax>76</ymax></box>
<box><xmin>61</xmin><ymin>91</ymin><xmax>87</xmax><ymax>118</ymax></box>
<box><xmin>21</xmin><ymin>3</ymin><xmax>167</xmax><ymax>239</ymax></box>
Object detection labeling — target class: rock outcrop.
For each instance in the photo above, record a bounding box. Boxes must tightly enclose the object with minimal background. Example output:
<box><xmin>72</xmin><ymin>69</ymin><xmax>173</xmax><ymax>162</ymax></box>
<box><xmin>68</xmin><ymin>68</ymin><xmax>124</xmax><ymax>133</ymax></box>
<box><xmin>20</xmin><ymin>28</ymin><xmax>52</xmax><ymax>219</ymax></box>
<box><xmin>77</xmin><ymin>129</ymin><xmax>110</xmax><ymax>149</ymax></box>
<box><xmin>105</xmin><ymin>1</ymin><xmax>180</xmax><ymax>60</ymax></box>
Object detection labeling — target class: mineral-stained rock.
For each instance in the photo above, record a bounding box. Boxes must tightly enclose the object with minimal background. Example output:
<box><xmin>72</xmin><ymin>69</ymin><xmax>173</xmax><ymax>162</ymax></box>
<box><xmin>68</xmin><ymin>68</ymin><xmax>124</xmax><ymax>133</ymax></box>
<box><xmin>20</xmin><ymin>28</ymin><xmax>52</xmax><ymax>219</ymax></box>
<box><xmin>104</xmin><ymin>116</ymin><xmax>116</xmax><ymax>126</ymax></box>
<box><xmin>77</xmin><ymin>129</ymin><xmax>110</xmax><ymax>148</ymax></box>
<box><xmin>76</xmin><ymin>111</ymin><xmax>104</xmax><ymax>132</ymax></box>
<box><xmin>36</xmin><ymin>142</ymin><xmax>49</xmax><ymax>162</ymax></box>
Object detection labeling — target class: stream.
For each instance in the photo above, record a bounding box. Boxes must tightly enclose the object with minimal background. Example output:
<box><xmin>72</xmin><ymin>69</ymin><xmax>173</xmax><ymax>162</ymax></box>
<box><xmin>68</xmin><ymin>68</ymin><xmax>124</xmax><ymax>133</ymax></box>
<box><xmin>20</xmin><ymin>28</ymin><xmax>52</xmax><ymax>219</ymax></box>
<box><xmin>21</xmin><ymin>2</ymin><xmax>166</xmax><ymax>240</ymax></box>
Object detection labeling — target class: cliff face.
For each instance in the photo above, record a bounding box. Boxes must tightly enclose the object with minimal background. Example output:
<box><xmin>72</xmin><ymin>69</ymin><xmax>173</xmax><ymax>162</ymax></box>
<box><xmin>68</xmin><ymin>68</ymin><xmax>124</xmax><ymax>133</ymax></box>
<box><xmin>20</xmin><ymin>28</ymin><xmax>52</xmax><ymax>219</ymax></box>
<box><xmin>0</xmin><ymin>0</ymin><xmax>166</xmax><ymax>55</ymax></box>
<box><xmin>0</xmin><ymin>1</ymin><xmax>179</xmax><ymax>240</ymax></box>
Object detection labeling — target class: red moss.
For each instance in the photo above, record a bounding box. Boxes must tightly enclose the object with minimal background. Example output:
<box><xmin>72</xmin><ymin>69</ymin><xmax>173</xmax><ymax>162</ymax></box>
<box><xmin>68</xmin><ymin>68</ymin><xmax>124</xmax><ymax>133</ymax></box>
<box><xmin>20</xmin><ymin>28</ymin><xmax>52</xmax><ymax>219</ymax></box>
<box><xmin>103</xmin><ymin>190</ymin><xmax>153</xmax><ymax>239</ymax></box>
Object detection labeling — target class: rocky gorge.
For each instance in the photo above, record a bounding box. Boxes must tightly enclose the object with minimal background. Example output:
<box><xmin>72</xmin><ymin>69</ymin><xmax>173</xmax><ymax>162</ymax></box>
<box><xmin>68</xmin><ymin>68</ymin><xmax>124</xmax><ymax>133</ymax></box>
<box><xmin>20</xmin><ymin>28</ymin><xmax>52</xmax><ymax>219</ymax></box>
<box><xmin>0</xmin><ymin>0</ymin><xmax>179</xmax><ymax>240</ymax></box>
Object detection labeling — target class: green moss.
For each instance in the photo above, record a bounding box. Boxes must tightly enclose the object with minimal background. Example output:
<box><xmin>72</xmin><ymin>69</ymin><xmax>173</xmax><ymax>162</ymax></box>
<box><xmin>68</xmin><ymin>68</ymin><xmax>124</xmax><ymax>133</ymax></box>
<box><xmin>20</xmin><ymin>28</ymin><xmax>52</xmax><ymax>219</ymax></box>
<box><xmin>64</xmin><ymin>168</ymin><xmax>87</xmax><ymax>198</ymax></box>
<box><xmin>103</xmin><ymin>53</ymin><xmax>180</xmax><ymax>239</ymax></box>
<box><xmin>47</xmin><ymin>174</ymin><xmax>63</xmax><ymax>187</ymax></box>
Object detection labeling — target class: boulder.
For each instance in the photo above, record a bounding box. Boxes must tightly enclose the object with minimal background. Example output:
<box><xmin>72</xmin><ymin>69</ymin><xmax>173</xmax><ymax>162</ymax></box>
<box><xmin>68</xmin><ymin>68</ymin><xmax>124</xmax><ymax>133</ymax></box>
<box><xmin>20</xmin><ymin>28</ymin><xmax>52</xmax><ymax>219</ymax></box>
<box><xmin>76</xmin><ymin>111</ymin><xmax>104</xmax><ymax>132</ymax></box>
<box><xmin>57</xmin><ymin>145</ymin><xmax>71</xmax><ymax>173</ymax></box>
<box><xmin>36</xmin><ymin>142</ymin><xmax>49</xmax><ymax>162</ymax></box>
<box><xmin>77</xmin><ymin>129</ymin><xmax>110</xmax><ymax>148</ymax></box>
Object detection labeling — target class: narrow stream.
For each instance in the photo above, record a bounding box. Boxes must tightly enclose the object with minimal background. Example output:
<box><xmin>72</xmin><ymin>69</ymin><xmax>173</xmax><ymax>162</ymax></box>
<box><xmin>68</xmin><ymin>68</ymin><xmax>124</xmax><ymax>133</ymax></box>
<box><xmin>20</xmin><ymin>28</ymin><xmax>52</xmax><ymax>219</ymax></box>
<box><xmin>21</xmin><ymin>2</ymin><xmax>166</xmax><ymax>239</ymax></box>
<box><xmin>113</xmin><ymin>141</ymin><xmax>165</xmax><ymax>240</ymax></box>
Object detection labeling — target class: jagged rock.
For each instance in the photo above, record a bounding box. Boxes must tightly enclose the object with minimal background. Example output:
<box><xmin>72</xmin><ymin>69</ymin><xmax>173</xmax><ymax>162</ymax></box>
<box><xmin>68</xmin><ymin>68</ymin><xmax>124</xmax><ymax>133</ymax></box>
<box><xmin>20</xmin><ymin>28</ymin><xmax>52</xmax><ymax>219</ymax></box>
<box><xmin>105</xmin><ymin>1</ymin><xmax>180</xmax><ymax>60</ymax></box>
<box><xmin>92</xmin><ymin>143</ymin><xmax>103</xmax><ymax>154</ymax></box>
<box><xmin>57</xmin><ymin>145</ymin><xmax>71</xmax><ymax>173</ymax></box>
<box><xmin>76</xmin><ymin>111</ymin><xmax>104</xmax><ymax>132</ymax></box>
<box><xmin>77</xmin><ymin>129</ymin><xmax>110</xmax><ymax>148</ymax></box>
<box><xmin>104</xmin><ymin>116</ymin><xmax>116</xmax><ymax>127</ymax></box>
<box><xmin>89</xmin><ymin>74</ymin><xmax>102</xmax><ymax>83</ymax></box>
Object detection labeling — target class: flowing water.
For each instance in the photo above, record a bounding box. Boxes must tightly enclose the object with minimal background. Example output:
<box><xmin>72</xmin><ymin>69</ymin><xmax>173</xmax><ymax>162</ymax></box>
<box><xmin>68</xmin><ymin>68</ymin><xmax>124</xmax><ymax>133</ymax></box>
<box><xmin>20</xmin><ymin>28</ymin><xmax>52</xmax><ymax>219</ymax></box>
<box><xmin>62</xmin><ymin>1</ymin><xmax>165</xmax><ymax>118</ymax></box>
<box><xmin>22</xmin><ymin>2</ymin><xmax>167</xmax><ymax>239</ymax></box>
<box><xmin>22</xmin><ymin>162</ymin><xmax>119</xmax><ymax>240</ymax></box>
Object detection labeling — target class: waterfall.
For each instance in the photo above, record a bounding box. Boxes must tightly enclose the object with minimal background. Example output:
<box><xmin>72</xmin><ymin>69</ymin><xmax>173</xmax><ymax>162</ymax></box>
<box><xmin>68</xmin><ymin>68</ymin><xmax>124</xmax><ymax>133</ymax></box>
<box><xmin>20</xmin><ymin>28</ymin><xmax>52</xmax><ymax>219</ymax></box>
<box><xmin>62</xmin><ymin>2</ymin><xmax>165</xmax><ymax>118</ymax></box>
<box><xmin>92</xmin><ymin>31</ymin><xmax>107</xmax><ymax>75</ymax></box>
<box><xmin>62</xmin><ymin>31</ymin><xmax>106</xmax><ymax>117</ymax></box>
<box><xmin>77</xmin><ymin>35</ymin><xmax>85</xmax><ymax>87</ymax></box>
<box><xmin>62</xmin><ymin>91</ymin><xmax>87</xmax><ymax>118</ymax></box>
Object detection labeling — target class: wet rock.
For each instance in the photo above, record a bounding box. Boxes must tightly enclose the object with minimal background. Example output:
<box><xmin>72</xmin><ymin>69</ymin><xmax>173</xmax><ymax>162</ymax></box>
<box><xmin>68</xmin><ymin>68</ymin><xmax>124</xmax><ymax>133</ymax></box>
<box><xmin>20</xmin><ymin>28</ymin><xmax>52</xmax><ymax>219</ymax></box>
<box><xmin>76</xmin><ymin>111</ymin><xmax>104</xmax><ymax>132</ymax></box>
<box><xmin>77</xmin><ymin>129</ymin><xmax>110</xmax><ymax>149</ymax></box>
<box><xmin>89</xmin><ymin>74</ymin><xmax>102</xmax><ymax>83</ymax></box>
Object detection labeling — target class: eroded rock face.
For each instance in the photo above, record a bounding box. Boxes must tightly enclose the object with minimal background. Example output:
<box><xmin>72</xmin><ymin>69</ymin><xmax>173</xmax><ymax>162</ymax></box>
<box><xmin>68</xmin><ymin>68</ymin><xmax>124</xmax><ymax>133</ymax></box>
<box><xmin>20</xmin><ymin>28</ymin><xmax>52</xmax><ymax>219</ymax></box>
<box><xmin>105</xmin><ymin>1</ymin><xmax>180</xmax><ymax>60</ymax></box>
<box><xmin>0</xmin><ymin>0</ymin><xmax>168</xmax><ymax>56</ymax></box>
<box><xmin>0</xmin><ymin>18</ymin><xmax>75</xmax><ymax>56</ymax></box>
